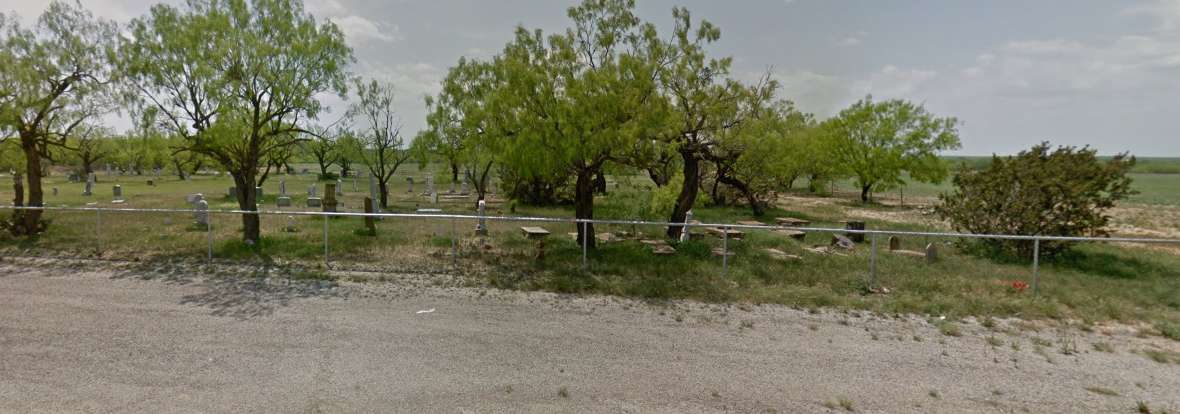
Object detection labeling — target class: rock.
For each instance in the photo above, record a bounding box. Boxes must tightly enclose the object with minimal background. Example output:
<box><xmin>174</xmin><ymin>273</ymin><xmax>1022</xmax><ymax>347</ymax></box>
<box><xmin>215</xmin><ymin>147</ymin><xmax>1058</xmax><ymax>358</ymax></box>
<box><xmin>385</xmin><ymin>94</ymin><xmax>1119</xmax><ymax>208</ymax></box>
<box><xmin>651</xmin><ymin>245</ymin><xmax>676</xmax><ymax>255</ymax></box>
<box><xmin>764</xmin><ymin>248</ymin><xmax>802</xmax><ymax>261</ymax></box>
<box><xmin>710</xmin><ymin>247</ymin><xmax>734</xmax><ymax>257</ymax></box>
<box><xmin>776</xmin><ymin>229</ymin><xmax>807</xmax><ymax>240</ymax></box>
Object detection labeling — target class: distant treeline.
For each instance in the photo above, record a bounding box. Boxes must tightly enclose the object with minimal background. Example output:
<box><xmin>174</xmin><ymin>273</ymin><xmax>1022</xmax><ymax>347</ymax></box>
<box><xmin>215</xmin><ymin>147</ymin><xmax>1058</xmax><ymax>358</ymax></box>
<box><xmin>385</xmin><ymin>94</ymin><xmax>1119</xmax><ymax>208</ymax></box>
<box><xmin>945</xmin><ymin>156</ymin><xmax>1180</xmax><ymax>174</ymax></box>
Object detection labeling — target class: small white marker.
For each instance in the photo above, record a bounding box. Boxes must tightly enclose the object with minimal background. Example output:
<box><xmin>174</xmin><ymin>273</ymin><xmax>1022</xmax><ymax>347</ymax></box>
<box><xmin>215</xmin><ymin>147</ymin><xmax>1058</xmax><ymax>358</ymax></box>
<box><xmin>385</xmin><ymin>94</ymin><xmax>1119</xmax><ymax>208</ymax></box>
<box><xmin>416</xmin><ymin>308</ymin><xmax>435</xmax><ymax>314</ymax></box>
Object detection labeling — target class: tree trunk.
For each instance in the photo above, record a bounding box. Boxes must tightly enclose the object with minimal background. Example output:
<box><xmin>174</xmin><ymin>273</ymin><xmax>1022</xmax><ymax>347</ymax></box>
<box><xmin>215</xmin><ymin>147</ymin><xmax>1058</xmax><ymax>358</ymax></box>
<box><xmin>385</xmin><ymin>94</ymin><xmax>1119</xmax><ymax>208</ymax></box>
<box><xmin>860</xmin><ymin>184</ymin><xmax>872</xmax><ymax>203</ymax></box>
<box><xmin>574</xmin><ymin>168</ymin><xmax>596</xmax><ymax>250</ymax></box>
<box><xmin>17</xmin><ymin>135</ymin><xmax>44</xmax><ymax>236</ymax></box>
<box><xmin>647</xmin><ymin>168</ymin><xmax>669</xmax><ymax>187</ymax></box>
<box><xmin>379</xmin><ymin>181</ymin><xmax>389</xmax><ymax>210</ymax></box>
<box><xmin>450</xmin><ymin>162</ymin><xmax>459</xmax><ymax>185</ymax></box>
<box><xmin>667</xmin><ymin>149</ymin><xmax>700</xmax><ymax>239</ymax></box>
<box><xmin>593</xmin><ymin>170</ymin><xmax>607</xmax><ymax>195</ymax></box>
<box><xmin>718</xmin><ymin>175</ymin><xmax>765</xmax><ymax>216</ymax></box>
<box><xmin>231</xmin><ymin>171</ymin><xmax>260</xmax><ymax>243</ymax></box>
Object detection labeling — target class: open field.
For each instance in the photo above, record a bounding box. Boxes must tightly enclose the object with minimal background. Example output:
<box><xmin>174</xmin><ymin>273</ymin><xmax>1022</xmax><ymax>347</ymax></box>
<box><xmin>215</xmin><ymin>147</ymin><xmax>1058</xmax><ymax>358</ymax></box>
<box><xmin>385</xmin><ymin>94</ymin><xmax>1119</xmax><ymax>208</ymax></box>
<box><xmin>1</xmin><ymin>164</ymin><xmax>1178</xmax><ymax>345</ymax></box>
<box><xmin>2</xmin><ymin>258</ymin><xmax>1178</xmax><ymax>413</ymax></box>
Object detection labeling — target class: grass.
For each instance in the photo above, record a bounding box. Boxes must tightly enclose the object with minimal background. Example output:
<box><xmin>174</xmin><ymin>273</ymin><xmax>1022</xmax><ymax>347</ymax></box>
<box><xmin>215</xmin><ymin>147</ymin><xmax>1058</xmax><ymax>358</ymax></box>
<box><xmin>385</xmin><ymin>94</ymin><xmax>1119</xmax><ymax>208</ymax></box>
<box><xmin>822</xmin><ymin>397</ymin><xmax>855</xmax><ymax>412</ymax></box>
<box><xmin>985</xmin><ymin>336</ymin><xmax>1004</xmax><ymax>347</ymax></box>
<box><xmin>937</xmin><ymin>322</ymin><xmax>962</xmax><ymax>337</ymax></box>
<box><xmin>1084</xmin><ymin>386</ymin><xmax>1120</xmax><ymax>397</ymax></box>
<box><xmin>1092</xmin><ymin>342</ymin><xmax>1115</xmax><ymax>353</ymax></box>
<box><xmin>2</xmin><ymin>168</ymin><xmax>1180</xmax><ymax>339</ymax></box>
<box><xmin>1142</xmin><ymin>349</ymin><xmax>1179</xmax><ymax>364</ymax></box>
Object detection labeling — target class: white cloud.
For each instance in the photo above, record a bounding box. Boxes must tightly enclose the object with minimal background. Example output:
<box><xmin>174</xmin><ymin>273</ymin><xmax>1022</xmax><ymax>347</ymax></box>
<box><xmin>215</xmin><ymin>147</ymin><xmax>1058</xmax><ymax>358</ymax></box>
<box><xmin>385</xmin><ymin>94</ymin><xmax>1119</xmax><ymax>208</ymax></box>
<box><xmin>852</xmin><ymin>65</ymin><xmax>938</xmax><ymax>98</ymax></box>
<box><xmin>331</xmin><ymin>15</ymin><xmax>401</xmax><ymax>44</ymax></box>
<box><xmin>837</xmin><ymin>37</ymin><xmax>861</xmax><ymax>47</ymax></box>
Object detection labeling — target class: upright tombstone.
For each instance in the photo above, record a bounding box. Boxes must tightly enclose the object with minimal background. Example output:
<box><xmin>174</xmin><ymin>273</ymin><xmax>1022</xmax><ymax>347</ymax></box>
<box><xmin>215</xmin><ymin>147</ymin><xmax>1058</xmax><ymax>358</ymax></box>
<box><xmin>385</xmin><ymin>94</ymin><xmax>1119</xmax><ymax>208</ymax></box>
<box><xmin>194</xmin><ymin>199</ymin><xmax>209</xmax><ymax>228</ymax></box>
<box><xmin>352</xmin><ymin>176</ymin><xmax>358</xmax><ymax>192</ymax></box>
<box><xmin>679</xmin><ymin>210</ymin><xmax>694</xmax><ymax>243</ymax></box>
<box><xmin>925</xmin><ymin>243</ymin><xmax>939</xmax><ymax>263</ymax></box>
<box><xmin>460</xmin><ymin>179</ymin><xmax>469</xmax><ymax>195</ymax></box>
<box><xmin>362</xmin><ymin>196</ymin><xmax>376</xmax><ymax>236</ymax></box>
<box><xmin>279</xmin><ymin>179</ymin><xmax>287</xmax><ymax>197</ymax></box>
<box><xmin>406</xmin><ymin>177</ymin><xmax>414</xmax><ymax>193</ymax></box>
<box><xmin>112</xmin><ymin>185</ymin><xmax>124</xmax><ymax>201</ymax></box>
<box><xmin>276</xmin><ymin>196</ymin><xmax>292</xmax><ymax>207</ymax></box>
<box><xmin>845</xmin><ymin>221</ymin><xmax>866</xmax><ymax>243</ymax></box>
<box><xmin>336</xmin><ymin>179</ymin><xmax>343</xmax><ymax>196</ymax></box>
<box><xmin>308</xmin><ymin>184</ymin><xmax>318</xmax><ymax>198</ymax></box>
<box><xmin>83</xmin><ymin>173</ymin><xmax>95</xmax><ymax>196</ymax></box>
<box><xmin>284</xmin><ymin>215</ymin><xmax>298</xmax><ymax>232</ymax></box>
<box><xmin>255</xmin><ymin>186</ymin><xmax>263</xmax><ymax>199</ymax></box>
<box><xmin>51</xmin><ymin>187</ymin><xmax>58</xmax><ymax>196</ymax></box>
<box><xmin>449</xmin><ymin>180</ymin><xmax>456</xmax><ymax>194</ymax></box>
<box><xmin>368</xmin><ymin>175</ymin><xmax>381</xmax><ymax>214</ymax></box>
<box><xmin>426</xmin><ymin>175</ymin><xmax>435</xmax><ymax>195</ymax></box>
<box><xmin>186</xmin><ymin>193</ymin><xmax>204</xmax><ymax>205</ymax></box>
<box><xmin>888</xmin><ymin>235</ymin><xmax>901</xmax><ymax>251</ymax></box>
<box><xmin>475</xmin><ymin>199</ymin><xmax>488</xmax><ymax>236</ymax></box>
<box><xmin>323</xmin><ymin>183</ymin><xmax>338</xmax><ymax>213</ymax></box>
<box><xmin>431</xmin><ymin>190</ymin><xmax>439</xmax><ymax>206</ymax></box>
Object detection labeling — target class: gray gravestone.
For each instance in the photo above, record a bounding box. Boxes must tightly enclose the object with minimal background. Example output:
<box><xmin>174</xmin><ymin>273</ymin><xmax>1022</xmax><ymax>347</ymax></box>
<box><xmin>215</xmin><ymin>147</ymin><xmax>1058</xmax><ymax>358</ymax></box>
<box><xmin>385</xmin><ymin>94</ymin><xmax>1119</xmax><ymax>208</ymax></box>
<box><xmin>52</xmin><ymin>187</ymin><xmax>58</xmax><ymax>196</ymax></box>
<box><xmin>307</xmin><ymin>197</ymin><xmax>322</xmax><ymax>208</ymax></box>
<box><xmin>406</xmin><ymin>177</ymin><xmax>414</xmax><ymax>193</ymax></box>
<box><xmin>888</xmin><ymin>235</ymin><xmax>900</xmax><ymax>251</ymax></box>
<box><xmin>679</xmin><ymin>210</ymin><xmax>694</xmax><ymax>243</ymax></box>
<box><xmin>308</xmin><ymin>184</ymin><xmax>318</xmax><ymax>198</ymax></box>
<box><xmin>186</xmin><ymin>193</ymin><xmax>204</xmax><ymax>204</ymax></box>
<box><xmin>925</xmin><ymin>243</ymin><xmax>938</xmax><ymax>263</ymax></box>
<box><xmin>279</xmin><ymin>179</ymin><xmax>286</xmax><ymax>196</ymax></box>
<box><xmin>431</xmin><ymin>190</ymin><xmax>438</xmax><ymax>206</ymax></box>
<box><xmin>475</xmin><ymin>199</ymin><xmax>488</xmax><ymax>236</ymax></box>
<box><xmin>426</xmin><ymin>176</ymin><xmax>434</xmax><ymax>195</ymax></box>
<box><xmin>83</xmin><ymin>173</ymin><xmax>95</xmax><ymax>196</ymax></box>
<box><xmin>284</xmin><ymin>215</ymin><xmax>298</xmax><ymax>232</ymax></box>
<box><xmin>194</xmin><ymin>199</ymin><xmax>209</xmax><ymax>227</ymax></box>
<box><xmin>352</xmin><ymin>176</ymin><xmax>358</xmax><ymax>192</ymax></box>
<box><xmin>368</xmin><ymin>175</ymin><xmax>380</xmax><ymax>214</ymax></box>
<box><xmin>336</xmin><ymin>180</ymin><xmax>343</xmax><ymax>196</ymax></box>
<box><xmin>460</xmin><ymin>179</ymin><xmax>469</xmax><ymax>195</ymax></box>
<box><xmin>112</xmin><ymin>185</ymin><xmax>123</xmax><ymax>201</ymax></box>
<box><xmin>255</xmin><ymin>186</ymin><xmax>263</xmax><ymax>199</ymax></box>
<box><xmin>277</xmin><ymin>196</ymin><xmax>291</xmax><ymax>207</ymax></box>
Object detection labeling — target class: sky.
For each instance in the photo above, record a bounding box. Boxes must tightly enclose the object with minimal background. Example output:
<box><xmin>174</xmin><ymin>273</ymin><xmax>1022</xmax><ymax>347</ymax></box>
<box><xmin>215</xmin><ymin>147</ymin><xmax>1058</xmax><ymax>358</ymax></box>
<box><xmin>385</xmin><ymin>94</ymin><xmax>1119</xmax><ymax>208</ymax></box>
<box><xmin>7</xmin><ymin>0</ymin><xmax>1180</xmax><ymax>156</ymax></box>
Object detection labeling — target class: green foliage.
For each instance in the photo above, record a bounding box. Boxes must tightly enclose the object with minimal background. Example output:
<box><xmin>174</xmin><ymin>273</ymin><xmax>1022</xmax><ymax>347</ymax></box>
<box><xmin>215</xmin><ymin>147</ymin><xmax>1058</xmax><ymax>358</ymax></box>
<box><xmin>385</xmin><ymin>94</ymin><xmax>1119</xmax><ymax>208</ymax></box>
<box><xmin>937</xmin><ymin>143</ymin><xmax>1136</xmax><ymax>259</ymax></box>
<box><xmin>825</xmin><ymin>95</ymin><xmax>961</xmax><ymax>202</ymax></box>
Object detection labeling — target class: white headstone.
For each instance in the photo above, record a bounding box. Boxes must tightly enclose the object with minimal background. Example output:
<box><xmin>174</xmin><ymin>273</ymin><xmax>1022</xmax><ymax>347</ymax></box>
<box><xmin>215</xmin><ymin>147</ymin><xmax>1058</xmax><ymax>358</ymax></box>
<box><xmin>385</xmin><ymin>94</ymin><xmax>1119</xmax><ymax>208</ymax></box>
<box><xmin>336</xmin><ymin>179</ymin><xmax>343</xmax><ymax>196</ymax></box>
<box><xmin>279</xmin><ymin>179</ymin><xmax>286</xmax><ymax>196</ymax></box>
<box><xmin>679</xmin><ymin>210</ymin><xmax>694</xmax><ymax>243</ymax></box>
<box><xmin>406</xmin><ymin>177</ymin><xmax>414</xmax><ymax>193</ymax></box>
<box><xmin>83</xmin><ymin>173</ymin><xmax>95</xmax><ymax>196</ymax></box>
<box><xmin>194</xmin><ymin>199</ymin><xmax>209</xmax><ymax>226</ymax></box>
<box><xmin>475</xmin><ymin>199</ymin><xmax>488</xmax><ymax>236</ymax></box>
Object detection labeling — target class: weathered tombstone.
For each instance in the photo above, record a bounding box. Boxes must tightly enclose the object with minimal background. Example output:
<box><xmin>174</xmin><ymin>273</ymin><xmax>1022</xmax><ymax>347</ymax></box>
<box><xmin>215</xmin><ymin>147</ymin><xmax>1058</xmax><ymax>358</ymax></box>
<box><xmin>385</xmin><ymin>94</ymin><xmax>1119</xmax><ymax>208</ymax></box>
<box><xmin>925</xmin><ymin>243</ymin><xmax>939</xmax><ymax>263</ymax></box>
<box><xmin>186</xmin><ymin>193</ymin><xmax>204</xmax><ymax>204</ymax></box>
<box><xmin>112</xmin><ymin>185</ymin><xmax>123</xmax><ymax>201</ymax></box>
<box><xmin>475</xmin><ymin>199</ymin><xmax>488</xmax><ymax>236</ymax></box>
<box><xmin>431</xmin><ymin>190</ymin><xmax>438</xmax><ymax>206</ymax></box>
<box><xmin>888</xmin><ymin>235</ymin><xmax>900</xmax><ymax>251</ymax></box>
<box><xmin>279</xmin><ymin>179</ymin><xmax>286</xmax><ymax>196</ymax></box>
<box><xmin>307</xmin><ymin>197</ymin><xmax>322</xmax><ymax>208</ymax></box>
<box><xmin>83</xmin><ymin>173</ymin><xmax>95</xmax><ymax>196</ymax></box>
<box><xmin>679</xmin><ymin>210</ymin><xmax>694</xmax><ymax>243</ymax></box>
<box><xmin>352</xmin><ymin>176</ymin><xmax>358</xmax><ymax>192</ymax></box>
<box><xmin>323</xmin><ymin>183</ymin><xmax>338</xmax><ymax>213</ymax></box>
<box><xmin>363</xmin><ymin>196</ymin><xmax>376</xmax><ymax>236</ymax></box>
<box><xmin>255</xmin><ymin>186</ymin><xmax>263</xmax><ymax>199</ymax></box>
<box><xmin>845</xmin><ymin>221</ymin><xmax>866</xmax><ymax>243</ymax></box>
<box><xmin>831</xmin><ymin>234</ymin><xmax>856</xmax><ymax>250</ymax></box>
<box><xmin>406</xmin><ymin>177</ymin><xmax>414</xmax><ymax>193</ymax></box>
<box><xmin>146</xmin><ymin>179</ymin><xmax>154</xmax><ymax>186</ymax></box>
<box><xmin>276</xmin><ymin>196</ymin><xmax>292</xmax><ymax>207</ymax></box>
<box><xmin>336</xmin><ymin>179</ymin><xmax>343</xmax><ymax>196</ymax></box>
<box><xmin>448</xmin><ymin>180</ymin><xmax>456</xmax><ymax>194</ymax></box>
<box><xmin>308</xmin><ymin>184</ymin><xmax>318</xmax><ymax>198</ymax></box>
<box><xmin>284</xmin><ymin>215</ymin><xmax>298</xmax><ymax>232</ymax></box>
<box><xmin>194</xmin><ymin>199</ymin><xmax>209</xmax><ymax>227</ymax></box>
<box><xmin>426</xmin><ymin>175</ymin><xmax>435</xmax><ymax>195</ymax></box>
<box><xmin>460</xmin><ymin>179</ymin><xmax>469</xmax><ymax>195</ymax></box>
<box><xmin>367</xmin><ymin>175</ymin><xmax>381</xmax><ymax>214</ymax></box>
<box><xmin>52</xmin><ymin>187</ymin><xmax>58</xmax><ymax>196</ymax></box>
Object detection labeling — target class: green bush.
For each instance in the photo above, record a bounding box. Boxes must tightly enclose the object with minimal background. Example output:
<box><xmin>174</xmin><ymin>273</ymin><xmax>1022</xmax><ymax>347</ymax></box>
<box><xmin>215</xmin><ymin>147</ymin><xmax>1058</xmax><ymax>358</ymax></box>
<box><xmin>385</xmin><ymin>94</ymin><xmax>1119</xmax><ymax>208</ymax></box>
<box><xmin>937</xmin><ymin>142</ymin><xmax>1136</xmax><ymax>259</ymax></box>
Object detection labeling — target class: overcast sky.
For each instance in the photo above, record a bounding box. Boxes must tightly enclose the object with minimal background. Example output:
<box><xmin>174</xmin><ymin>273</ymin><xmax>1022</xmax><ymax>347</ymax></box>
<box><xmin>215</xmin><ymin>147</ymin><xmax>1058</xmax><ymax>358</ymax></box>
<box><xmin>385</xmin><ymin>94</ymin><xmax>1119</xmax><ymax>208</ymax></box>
<box><xmin>8</xmin><ymin>0</ymin><xmax>1180</xmax><ymax>156</ymax></box>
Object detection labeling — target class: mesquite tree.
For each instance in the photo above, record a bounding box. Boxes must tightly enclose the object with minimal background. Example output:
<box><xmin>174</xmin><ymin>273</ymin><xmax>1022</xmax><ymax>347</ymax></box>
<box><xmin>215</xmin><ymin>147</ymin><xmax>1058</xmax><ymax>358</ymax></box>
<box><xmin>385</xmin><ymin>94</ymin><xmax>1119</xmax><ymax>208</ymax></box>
<box><xmin>350</xmin><ymin>79</ymin><xmax>411</xmax><ymax>209</ymax></box>
<box><xmin>120</xmin><ymin>0</ymin><xmax>352</xmax><ymax>242</ymax></box>
<box><xmin>0</xmin><ymin>2</ymin><xmax>117</xmax><ymax>236</ymax></box>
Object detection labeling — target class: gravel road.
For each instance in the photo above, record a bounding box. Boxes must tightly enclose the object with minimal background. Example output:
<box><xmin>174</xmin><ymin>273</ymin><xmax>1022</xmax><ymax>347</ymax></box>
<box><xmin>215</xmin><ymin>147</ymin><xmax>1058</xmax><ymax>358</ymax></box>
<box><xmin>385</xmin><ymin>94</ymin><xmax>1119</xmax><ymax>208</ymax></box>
<box><xmin>1</xmin><ymin>258</ymin><xmax>1177</xmax><ymax>413</ymax></box>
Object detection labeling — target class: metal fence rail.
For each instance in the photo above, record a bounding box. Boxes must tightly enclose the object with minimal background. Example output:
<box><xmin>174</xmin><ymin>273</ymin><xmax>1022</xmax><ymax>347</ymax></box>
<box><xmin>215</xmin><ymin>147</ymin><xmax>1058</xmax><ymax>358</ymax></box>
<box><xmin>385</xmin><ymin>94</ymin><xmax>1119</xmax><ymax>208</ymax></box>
<box><xmin>3</xmin><ymin>204</ymin><xmax>1179</xmax><ymax>296</ymax></box>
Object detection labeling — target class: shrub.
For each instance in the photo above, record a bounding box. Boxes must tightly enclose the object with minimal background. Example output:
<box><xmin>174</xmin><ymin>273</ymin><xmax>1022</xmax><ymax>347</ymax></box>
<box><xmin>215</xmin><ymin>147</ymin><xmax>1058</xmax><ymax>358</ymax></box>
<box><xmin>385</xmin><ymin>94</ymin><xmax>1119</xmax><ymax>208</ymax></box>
<box><xmin>937</xmin><ymin>143</ymin><xmax>1135</xmax><ymax>259</ymax></box>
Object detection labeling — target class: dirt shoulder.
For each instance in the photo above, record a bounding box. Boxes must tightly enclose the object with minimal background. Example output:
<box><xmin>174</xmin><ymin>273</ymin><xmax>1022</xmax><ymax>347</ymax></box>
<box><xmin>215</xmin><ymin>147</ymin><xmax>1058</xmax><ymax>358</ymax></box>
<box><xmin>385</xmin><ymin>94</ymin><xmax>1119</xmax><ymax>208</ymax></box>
<box><xmin>1</xmin><ymin>258</ymin><xmax>1177</xmax><ymax>413</ymax></box>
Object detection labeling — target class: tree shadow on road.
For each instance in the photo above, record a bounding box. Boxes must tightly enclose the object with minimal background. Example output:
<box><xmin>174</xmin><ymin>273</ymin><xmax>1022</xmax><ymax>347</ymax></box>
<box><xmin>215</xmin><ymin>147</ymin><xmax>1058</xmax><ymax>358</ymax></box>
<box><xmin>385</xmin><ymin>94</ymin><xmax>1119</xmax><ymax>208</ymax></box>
<box><xmin>109</xmin><ymin>260</ymin><xmax>345</xmax><ymax>319</ymax></box>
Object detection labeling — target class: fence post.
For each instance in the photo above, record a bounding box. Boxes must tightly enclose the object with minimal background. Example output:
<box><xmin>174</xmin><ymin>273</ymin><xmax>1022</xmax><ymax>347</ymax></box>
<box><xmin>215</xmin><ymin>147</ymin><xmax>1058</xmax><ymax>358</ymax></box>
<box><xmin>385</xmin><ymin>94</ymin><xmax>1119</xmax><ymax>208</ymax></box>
<box><xmin>1032</xmin><ymin>238</ymin><xmax>1040</xmax><ymax>296</ymax></box>
<box><xmin>722</xmin><ymin>225</ymin><xmax>729</xmax><ymax>277</ymax></box>
<box><xmin>450</xmin><ymin>216</ymin><xmax>457</xmax><ymax>268</ymax></box>
<box><xmin>206</xmin><ymin>214</ymin><xmax>213</xmax><ymax>264</ymax></box>
<box><xmin>323</xmin><ymin>214</ymin><xmax>329</xmax><ymax>265</ymax></box>
<box><xmin>869</xmin><ymin>233</ymin><xmax>878</xmax><ymax>289</ymax></box>
<box><xmin>95</xmin><ymin>209</ymin><xmax>101</xmax><ymax>254</ymax></box>
<box><xmin>581</xmin><ymin>220</ymin><xmax>588</xmax><ymax>270</ymax></box>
